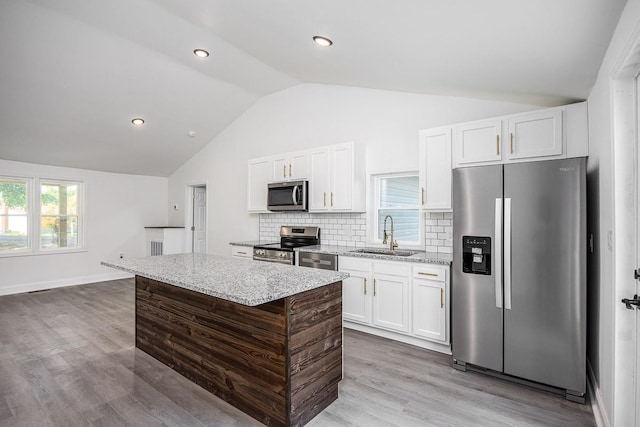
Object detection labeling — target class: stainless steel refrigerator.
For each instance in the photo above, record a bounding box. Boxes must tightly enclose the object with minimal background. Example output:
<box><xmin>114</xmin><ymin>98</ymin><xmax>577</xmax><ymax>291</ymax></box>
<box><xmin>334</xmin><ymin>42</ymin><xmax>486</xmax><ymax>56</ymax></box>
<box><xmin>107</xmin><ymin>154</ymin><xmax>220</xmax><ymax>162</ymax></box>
<box><xmin>452</xmin><ymin>157</ymin><xmax>586</xmax><ymax>402</ymax></box>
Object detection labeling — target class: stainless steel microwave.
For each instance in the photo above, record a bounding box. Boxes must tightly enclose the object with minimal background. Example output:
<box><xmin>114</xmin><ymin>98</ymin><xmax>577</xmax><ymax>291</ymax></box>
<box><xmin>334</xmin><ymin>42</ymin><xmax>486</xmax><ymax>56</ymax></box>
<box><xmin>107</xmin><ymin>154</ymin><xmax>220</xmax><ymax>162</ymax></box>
<box><xmin>267</xmin><ymin>180</ymin><xmax>308</xmax><ymax>211</ymax></box>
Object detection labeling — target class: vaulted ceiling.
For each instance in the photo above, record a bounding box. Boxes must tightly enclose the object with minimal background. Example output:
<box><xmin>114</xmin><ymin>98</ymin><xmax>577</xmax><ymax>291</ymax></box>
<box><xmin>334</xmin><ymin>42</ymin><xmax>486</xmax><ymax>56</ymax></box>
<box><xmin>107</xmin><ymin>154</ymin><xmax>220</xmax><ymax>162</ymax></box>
<box><xmin>0</xmin><ymin>0</ymin><xmax>628</xmax><ymax>176</ymax></box>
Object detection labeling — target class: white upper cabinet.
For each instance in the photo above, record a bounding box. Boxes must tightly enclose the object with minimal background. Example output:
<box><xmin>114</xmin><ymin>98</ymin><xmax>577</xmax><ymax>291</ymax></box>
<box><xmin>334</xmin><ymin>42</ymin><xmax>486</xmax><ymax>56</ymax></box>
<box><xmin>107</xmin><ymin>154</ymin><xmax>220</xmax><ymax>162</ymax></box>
<box><xmin>271</xmin><ymin>151</ymin><xmax>309</xmax><ymax>181</ymax></box>
<box><xmin>454</xmin><ymin>119</ymin><xmax>502</xmax><ymax>166</ymax></box>
<box><xmin>451</xmin><ymin>101</ymin><xmax>588</xmax><ymax>168</ymax></box>
<box><xmin>249</xmin><ymin>142</ymin><xmax>365</xmax><ymax>213</ymax></box>
<box><xmin>330</xmin><ymin>143</ymin><xmax>354</xmax><ymax>210</ymax></box>
<box><xmin>308</xmin><ymin>147</ymin><xmax>330</xmax><ymax>211</ymax></box>
<box><xmin>418</xmin><ymin>127</ymin><xmax>452</xmax><ymax>211</ymax></box>
<box><xmin>247</xmin><ymin>156</ymin><xmax>271</xmax><ymax>213</ymax></box>
<box><xmin>308</xmin><ymin>142</ymin><xmax>365</xmax><ymax>212</ymax></box>
<box><xmin>507</xmin><ymin>109</ymin><xmax>562</xmax><ymax>160</ymax></box>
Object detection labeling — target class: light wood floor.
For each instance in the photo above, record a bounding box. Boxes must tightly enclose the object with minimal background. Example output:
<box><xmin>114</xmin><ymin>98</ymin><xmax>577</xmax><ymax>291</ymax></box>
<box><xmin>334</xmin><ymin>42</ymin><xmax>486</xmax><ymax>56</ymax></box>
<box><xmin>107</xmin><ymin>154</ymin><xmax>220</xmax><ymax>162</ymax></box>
<box><xmin>0</xmin><ymin>279</ymin><xmax>595</xmax><ymax>427</ymax></box>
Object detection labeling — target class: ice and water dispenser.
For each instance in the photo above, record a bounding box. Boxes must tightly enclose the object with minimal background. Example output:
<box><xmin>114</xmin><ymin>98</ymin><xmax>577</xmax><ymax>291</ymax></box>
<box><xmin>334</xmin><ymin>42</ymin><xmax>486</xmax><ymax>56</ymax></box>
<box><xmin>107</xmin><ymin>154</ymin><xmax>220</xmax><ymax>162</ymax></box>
<box><xmin>462</xmin><ymin>236</ymin><xmax>491</xmax><ymax>275</ymax></box>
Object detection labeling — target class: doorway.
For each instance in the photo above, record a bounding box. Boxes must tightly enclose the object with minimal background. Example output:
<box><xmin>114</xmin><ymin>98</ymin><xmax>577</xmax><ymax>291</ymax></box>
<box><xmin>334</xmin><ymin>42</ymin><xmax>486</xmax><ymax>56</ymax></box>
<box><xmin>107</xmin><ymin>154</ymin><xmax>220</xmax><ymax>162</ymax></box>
<box><xmin>612</xmin><ymin>30</ymin><xmax>640</xmax><ymax>426</ymax></box>
<box><xmin>187</xmin><ymin>185</ymin><xmax>207</xmax><ymax>254</ymax></box>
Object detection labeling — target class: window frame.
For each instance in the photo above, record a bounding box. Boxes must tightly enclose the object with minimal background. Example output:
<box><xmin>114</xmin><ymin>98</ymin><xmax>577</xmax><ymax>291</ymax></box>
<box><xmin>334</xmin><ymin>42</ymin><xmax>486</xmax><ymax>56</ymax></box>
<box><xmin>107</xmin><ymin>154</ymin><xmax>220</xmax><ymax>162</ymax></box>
<box><xmin>0</xmin><ymin>176</ymin><xmax>33</xmax><ymax>255</ymax></box>
<box><xmin>0</xmin><ymin>175</ymin><xmax>85</xmax><ymax>257</ymax></box>
<box><xmin>38</xmin><ymin>179</ymin><xmax>85</xmax><ymax>252</ymax></box>
<box><xmin>368</xmin><ymin>171</ymin><xmax>424</xmax><ymax>248</ymax></box>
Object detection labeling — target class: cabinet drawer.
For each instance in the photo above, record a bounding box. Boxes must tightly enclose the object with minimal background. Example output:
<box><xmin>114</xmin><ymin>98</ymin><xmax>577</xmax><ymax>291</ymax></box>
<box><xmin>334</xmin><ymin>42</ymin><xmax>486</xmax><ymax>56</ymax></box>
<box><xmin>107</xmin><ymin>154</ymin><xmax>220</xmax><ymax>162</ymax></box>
<box><xmin>231</xmin><ymin>246</ymin><xmax>252</xmax><ymax>258</ymax></box>
<box><xmin>413</xmin><ymin>265</ymin><xmax>445</xmax><ymax>281</ymax></box>
<box><xmin>373</xmin><ymin>261</ymin><xmax>411</xmax><ymax>277</ymax></box>
<box><xmin>339</xmin><ymin>256</ymin><xmax>370</xmax><ymax>272</ymax></box>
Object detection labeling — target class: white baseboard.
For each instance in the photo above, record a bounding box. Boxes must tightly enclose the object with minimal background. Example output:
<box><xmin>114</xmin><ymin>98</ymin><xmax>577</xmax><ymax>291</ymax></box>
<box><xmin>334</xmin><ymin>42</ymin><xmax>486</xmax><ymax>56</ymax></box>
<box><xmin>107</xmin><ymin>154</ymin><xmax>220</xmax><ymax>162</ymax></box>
<box><xmin>0</xmin><ymin>271</ymin><xmax>133</xmax><ymax>296</ymax></box>
<box><xmin>587</xmin><ymin>358</ymin><xmax>611</xmax><ymax>427</ymax></box>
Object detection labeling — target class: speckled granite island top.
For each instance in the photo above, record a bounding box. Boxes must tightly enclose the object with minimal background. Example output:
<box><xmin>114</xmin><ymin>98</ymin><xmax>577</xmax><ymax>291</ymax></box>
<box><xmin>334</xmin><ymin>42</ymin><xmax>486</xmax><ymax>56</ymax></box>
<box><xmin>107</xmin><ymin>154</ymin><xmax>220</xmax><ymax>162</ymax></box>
<box><xmin>101</xmin><ymin>253</ymin><xmax>348</xmax><ymax>306</ymax></box>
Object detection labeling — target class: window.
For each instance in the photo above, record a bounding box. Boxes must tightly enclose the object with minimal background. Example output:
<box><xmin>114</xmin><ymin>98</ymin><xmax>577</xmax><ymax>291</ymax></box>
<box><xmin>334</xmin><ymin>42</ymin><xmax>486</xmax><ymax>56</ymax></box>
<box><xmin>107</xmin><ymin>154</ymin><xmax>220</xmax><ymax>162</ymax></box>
<box><xmin>0</xmin><ymin>178</ymin><xmax>30</xmax><ymax>252</ymax></box>
<box><xmin>0</xmin><ymin>176</ymin><xmax>83</xmax><ymax>256</ymax></box>
<box><xmin>40</xmin><ymin>181</ymin><xmax>81</xmax><ymax>250</ymax></box>
<box><xmin>372</xmin><ymin>173</ymin><xmax>421</xmax><ymax>245</ymax></box>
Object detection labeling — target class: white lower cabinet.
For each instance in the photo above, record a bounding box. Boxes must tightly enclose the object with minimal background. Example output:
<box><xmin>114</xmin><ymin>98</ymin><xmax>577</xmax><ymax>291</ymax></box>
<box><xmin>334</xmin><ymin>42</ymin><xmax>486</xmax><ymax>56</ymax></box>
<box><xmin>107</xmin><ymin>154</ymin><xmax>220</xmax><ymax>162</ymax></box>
<box><xmin>230</xmin><ymin>245</ymin><xmax>253</xmax><ymax>260</ymax></box>
<box><xmin>412</xmin><ymin>265</ymin><xmax>447</xmax><ymax>342</ymax></box>
<box><xmin>371</xmin><ymin>262</ymin><xmax>410</xmax><ymax>333</ymax></box>
<box><xmin>341</xmin><ymin>257</ymin><xmax>371</xmax><ymax>324</ymax></box>
<box><xmin>340</xmin><ymin>256</ymin><xmax>450</xmax><ymax>353</ymax></box>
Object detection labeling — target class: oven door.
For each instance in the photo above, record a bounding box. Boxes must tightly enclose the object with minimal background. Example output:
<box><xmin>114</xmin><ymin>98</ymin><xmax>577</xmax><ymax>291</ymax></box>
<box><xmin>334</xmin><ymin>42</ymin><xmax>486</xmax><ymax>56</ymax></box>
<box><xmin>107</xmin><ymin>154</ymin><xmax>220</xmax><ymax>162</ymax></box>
<box><xmin>268</xmin><ymin>181</ymin><xmax>308</xmax><ymax>211</ymax></box>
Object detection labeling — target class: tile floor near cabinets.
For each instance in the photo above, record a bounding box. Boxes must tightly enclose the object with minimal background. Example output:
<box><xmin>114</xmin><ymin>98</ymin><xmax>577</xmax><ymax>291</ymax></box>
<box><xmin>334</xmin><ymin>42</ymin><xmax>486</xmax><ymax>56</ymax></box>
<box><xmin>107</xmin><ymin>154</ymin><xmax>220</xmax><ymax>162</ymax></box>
<box><xmin>0</xmin><ymin>279</ymin><xmax>595</xmax><ymax>426</ymax></box>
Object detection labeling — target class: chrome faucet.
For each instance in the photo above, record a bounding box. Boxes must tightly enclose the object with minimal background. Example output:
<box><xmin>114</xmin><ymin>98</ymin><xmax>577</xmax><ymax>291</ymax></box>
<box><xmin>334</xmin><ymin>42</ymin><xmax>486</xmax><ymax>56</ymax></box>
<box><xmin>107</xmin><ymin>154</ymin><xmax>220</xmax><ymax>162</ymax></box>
<box><xmin>382</xmin><ymin>215</ymin><xmax>398</xmax><ymax>251</ymax></box>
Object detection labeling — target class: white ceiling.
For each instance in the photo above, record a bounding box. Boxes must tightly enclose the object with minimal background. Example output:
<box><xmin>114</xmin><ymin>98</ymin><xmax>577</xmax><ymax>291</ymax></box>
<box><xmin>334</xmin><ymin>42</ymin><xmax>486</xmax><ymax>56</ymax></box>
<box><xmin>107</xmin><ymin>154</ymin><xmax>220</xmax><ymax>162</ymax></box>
<box><xmin>0</xmin><ymin>0</ymin><xmax>627</xmax><ymax>176</ymax></box>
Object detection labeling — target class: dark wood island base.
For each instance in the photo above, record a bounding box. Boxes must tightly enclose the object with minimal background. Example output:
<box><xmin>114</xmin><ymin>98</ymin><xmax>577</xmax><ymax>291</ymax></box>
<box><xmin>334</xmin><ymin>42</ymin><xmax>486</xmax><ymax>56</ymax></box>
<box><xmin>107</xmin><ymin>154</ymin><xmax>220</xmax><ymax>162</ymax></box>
<box><xmin>135</xmin><ymin>276</ymin><xmax>343</xmax><ymax>426</ymax></box>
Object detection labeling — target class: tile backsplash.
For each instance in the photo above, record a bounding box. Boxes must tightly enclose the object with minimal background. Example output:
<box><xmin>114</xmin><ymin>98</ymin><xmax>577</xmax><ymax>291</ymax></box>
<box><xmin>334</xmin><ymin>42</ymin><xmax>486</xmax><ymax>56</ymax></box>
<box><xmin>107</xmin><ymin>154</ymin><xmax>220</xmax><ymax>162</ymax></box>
<box><xmin>259</xmin><ymin>211</ymin><xmax>453</xmax><ymax>254</ymax></box>
<box><xmin>259</xmin><ymin>213</ymin><xmax>367</xmax><ymax>247</ymax></box>
<box><xmin>424</xmin><ymin>212</ymin><xmax>453</xmax><ymax>254</ymax></box>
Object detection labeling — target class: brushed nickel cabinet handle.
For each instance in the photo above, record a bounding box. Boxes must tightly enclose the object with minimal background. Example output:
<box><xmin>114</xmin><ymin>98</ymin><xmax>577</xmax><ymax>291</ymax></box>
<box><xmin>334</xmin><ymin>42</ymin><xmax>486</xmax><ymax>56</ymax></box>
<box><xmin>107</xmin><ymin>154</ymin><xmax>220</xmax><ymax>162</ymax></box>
<box><xmin>289</xmin><ymin>164</ymin><xmax>292</xmax><ymax>177</ymax></box>
<box><xmin>323</xmin><ymin>192</ymin><xmax>327</xmax><ymax>207</ymax></box>
<box><xmin>496</xmin><ymin>135</ymin><xmax>500</xmax><ymax>155</ymax></box>
<box><xmin>237</xmin><ymin>251</ymin><xmax>246</xmax><ymax>255</ymax></box>
<box><xmin>418</xmin><ymin>272</ymin><xmax>438</xmax><ymax>277</ymax></box>
<box><xmin>510</xmin><ymin>133</ymin><xmax>514</xmax><ymax>154</ymax></box>
<box><xmin>364</xmin><ymin>278</ymin><xmax>367</xmax><ymax>295</ymax></box>
<box><xmin>283</xmin><ymin>165</ymin><xmax>287</xmax><ymax>178</ymax></box>
<box><xmin>421</xmin><ymin>187</ymin><xmax>425</xmax><ymax>205</ymax></box>
<box><xmin>373</xmin><ymin>278</ymin><xmax>377</xmax><ymax>296</ymax></box>
<box><xmin>441</xmin><ymin>288</ymin><xmax>444</xmax><ymax>308</ymax></box>
<box><xmin>331</xmin><ymin>192</ymin><xmax>334</xmax><ymax>207</ymax></box>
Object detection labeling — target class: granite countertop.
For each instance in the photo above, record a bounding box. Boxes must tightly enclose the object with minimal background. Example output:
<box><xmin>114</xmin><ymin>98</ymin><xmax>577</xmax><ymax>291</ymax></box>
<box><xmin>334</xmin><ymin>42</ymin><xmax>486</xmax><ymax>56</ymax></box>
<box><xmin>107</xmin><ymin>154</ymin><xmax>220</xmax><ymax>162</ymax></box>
<box><xmin>228</xmin><ymin>240</ymin><xmax>277</xmax><ymax>247</ymax></box>
<box><xmin>295</xmin><ymin>245</ymin><xmax>452</xmax><ymax>265</ymax></box>
<box><xmin>101</xmin><ymin>253</ymin><xmax>348</xmax><ymax>306</ymax></box>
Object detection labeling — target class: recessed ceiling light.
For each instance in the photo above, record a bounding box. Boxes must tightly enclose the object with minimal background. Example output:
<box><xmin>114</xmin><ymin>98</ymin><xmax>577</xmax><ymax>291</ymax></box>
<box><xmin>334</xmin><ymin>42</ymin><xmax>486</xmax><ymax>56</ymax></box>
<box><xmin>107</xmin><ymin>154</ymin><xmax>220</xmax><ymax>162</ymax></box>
<box><xmin>131</xmin><ymin>118</ymin><xmax>145</xmax><ymax>125</ymax></box>
<box><xmin>193</xmin><ymin>49</ymin><xmax>209</xmax><ymax>58</ymax></box>
<box><xmin>313</xmin><ymin>36</ymin><xmax>333</xmax><ymax>47</ymax></box>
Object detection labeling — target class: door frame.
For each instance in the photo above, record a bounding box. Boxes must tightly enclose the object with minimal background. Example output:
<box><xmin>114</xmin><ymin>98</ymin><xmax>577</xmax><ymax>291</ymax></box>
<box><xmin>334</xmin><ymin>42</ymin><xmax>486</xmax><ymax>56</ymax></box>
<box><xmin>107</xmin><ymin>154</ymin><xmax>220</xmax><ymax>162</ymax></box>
<box><xmin>184</xmin><ymin>183</ymin><xmax>208</xmax><ymax>254</ymax></box>
<box><xmin>611</xmin><ymin>24</ymin><xmax>640</xmax><ymax>427</ymax></box>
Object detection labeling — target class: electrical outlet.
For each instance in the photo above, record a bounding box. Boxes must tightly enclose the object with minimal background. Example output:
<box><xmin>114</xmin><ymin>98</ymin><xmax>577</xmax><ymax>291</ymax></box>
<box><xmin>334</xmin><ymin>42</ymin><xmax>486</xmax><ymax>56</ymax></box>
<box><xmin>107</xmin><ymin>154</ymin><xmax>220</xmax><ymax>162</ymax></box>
<box><xmin>119</xmin><ymin>252</ymin><xmax>124</xmax><ymax>259</ymax></box>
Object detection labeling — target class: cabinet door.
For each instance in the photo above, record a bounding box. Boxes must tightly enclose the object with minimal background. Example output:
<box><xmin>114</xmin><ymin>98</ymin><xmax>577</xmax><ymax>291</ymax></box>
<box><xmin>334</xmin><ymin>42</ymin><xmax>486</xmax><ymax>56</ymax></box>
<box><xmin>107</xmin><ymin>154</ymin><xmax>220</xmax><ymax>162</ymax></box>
<box><xmin>454</xmin><ymin>119</ymin><xmax>502</xmax><ymax>166</ymax></box>
<box><xmin>330</xmin><ymin>143</ymin><xmax>353</xmax><ymax>210</ymax></box>
<box><xmin>271</xmin><ymin>156</ymin><xmax>289</xmax><ymax>181</ymax></box>
<box><xmin>372</xmin><ymin>274</ymin><xmax>410</xmax><ymax>333</ymax></box>
<box><xmin>342</xmin><ymin>270</ymin><xmax>372</xmax><ymax>324</ymax></box>
<box><xmin>507</xmin><ymin>109</ymin><xmax>563</xmax><ymax>160</ymax></box>
<box><xmin>289</xmin><ymin>151</ymin><xmax>309</xmax><ymax>180</ymax></box>
<box><xmin>412</xmin><ymin>278</ymin><xmax>446</xmax><ymax>341</ymax></box>
<box><xmin>247</xmin><ymin>157</ymin><xmax>271</xmax><ymax>212</ymax></box>
<box><xmin>419</xmin><ymin>127</ymin><xmax>452</xmax><ymax>210</ymax></box>
<box><xmin>308</xmin><ymin>148</ymin><xmax>330</xmax><ymax>211</ymax></box>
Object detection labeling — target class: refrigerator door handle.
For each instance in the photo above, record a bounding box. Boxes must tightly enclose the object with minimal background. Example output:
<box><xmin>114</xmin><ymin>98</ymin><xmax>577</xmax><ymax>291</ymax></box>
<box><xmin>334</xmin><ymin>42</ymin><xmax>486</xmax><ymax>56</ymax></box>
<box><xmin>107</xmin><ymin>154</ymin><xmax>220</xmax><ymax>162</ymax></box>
<box><xmin>504</xmin><ymin>198</ymin><xmax>512</xmax><ymax>310</ymax></box>
<box><xmin>495</xmin><ymin>198</ymin><xmax>503</xmax><ymax>309</ymax></box>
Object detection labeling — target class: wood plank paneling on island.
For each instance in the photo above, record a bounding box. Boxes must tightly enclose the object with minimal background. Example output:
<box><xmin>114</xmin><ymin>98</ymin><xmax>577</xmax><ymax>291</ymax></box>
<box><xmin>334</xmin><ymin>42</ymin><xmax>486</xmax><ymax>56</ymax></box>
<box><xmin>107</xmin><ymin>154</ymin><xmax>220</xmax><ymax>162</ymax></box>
<box><xmin>135</xmin><ymin>275</ymin><xmax>343</xmax><ymax>427</ymax></box>
<box><xmin>287</xmin><ymin>281</ymin><xmax>343</xmax><ymax>426</ymax></box>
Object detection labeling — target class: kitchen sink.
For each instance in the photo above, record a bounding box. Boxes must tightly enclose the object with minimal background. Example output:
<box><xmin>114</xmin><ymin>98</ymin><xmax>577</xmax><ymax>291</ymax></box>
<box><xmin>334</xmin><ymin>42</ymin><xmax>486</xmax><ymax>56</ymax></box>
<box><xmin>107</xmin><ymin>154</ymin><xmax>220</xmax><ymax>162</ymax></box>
<box><xmin>349</xmin><ymin>248</ymin><xmax>421</xmax><ymax>257</ymax></box>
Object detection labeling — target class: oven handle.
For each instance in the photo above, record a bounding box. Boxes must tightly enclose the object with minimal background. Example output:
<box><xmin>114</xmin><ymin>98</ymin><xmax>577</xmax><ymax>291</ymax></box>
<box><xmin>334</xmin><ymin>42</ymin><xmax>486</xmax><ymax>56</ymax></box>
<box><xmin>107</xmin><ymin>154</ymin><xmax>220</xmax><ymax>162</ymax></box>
<box><xmin>253</xmin><ymin>256</ymin><xmax>293</xmax><ymax>265</ymax></box>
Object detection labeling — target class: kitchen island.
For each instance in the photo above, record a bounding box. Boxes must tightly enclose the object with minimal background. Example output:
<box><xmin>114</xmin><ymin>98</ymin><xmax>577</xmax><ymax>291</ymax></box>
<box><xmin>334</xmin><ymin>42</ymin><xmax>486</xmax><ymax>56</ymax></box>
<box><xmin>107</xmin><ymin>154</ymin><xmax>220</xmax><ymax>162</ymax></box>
<box><xmin>102</xmin><ymin>253</ymin><xmax>348</xmax><ymax>427</ymax></box>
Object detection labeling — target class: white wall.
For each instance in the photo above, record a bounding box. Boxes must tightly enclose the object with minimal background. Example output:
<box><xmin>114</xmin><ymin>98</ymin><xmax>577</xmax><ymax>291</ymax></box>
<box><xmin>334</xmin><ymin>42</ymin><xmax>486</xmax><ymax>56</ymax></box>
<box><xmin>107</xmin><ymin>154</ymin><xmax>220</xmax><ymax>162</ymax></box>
<box><xmin>0</xmin><ymin>159</ymin><xmax>168</xmax><ymax>295</ymax></box>
<box><xmin>168</xmin><ymin>83</ymin><xmax>543</xmax><ymax>255</ymax></box>
<box><xmin>585</xmin><ymin>0</ymin><xmax>640</xmax><ymax>424</ymax></box>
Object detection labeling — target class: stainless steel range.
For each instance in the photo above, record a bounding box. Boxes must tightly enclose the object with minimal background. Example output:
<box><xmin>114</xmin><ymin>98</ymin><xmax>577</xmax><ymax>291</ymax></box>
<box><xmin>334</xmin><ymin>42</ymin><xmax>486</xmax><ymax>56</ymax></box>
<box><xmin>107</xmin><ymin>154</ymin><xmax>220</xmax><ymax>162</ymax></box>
<box><xmin>253</xmin><ymin>226</ymin><xmax>320</xmax><ymax>264</ymax></box>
